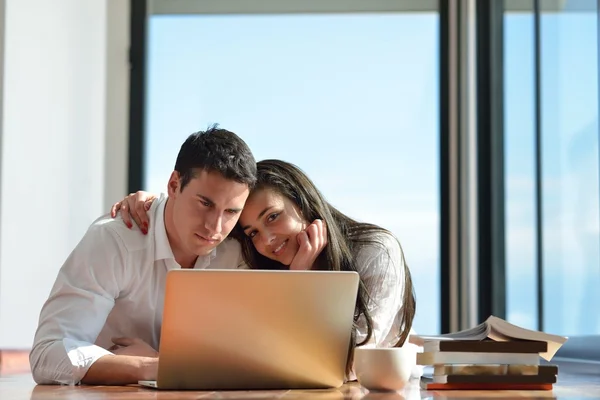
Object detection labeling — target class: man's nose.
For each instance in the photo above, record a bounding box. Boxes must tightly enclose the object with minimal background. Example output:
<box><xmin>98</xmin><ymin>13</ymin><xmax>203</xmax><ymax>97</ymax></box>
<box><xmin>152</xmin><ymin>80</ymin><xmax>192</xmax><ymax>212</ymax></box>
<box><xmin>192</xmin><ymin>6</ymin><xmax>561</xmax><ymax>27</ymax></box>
<box><xmin>204</xmin><ymin>211</ymin><xmax>223</xmax><ymax>235</ymax></box>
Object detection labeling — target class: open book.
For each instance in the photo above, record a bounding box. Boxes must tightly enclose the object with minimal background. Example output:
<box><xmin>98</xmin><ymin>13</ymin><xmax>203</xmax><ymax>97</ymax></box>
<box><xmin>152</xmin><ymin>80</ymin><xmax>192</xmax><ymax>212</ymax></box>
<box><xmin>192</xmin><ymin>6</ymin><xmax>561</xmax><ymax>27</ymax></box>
<box><xmin>409</xmin><ymin>315</ymin><xmax>568</xmax><ymax>361</ymax></box>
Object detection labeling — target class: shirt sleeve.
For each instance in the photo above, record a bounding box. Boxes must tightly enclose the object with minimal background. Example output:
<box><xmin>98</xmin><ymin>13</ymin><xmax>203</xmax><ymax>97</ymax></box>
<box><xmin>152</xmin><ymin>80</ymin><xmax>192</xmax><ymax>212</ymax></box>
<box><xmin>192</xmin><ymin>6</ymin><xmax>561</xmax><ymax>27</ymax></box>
<box><xmin>354</xmin><ymin>233</ymin><xmax>405</xmax><ymax>346</ymax></box>
<box><xmin>29</xmin><ymin>223</ymin><xmax>127</xmax><ymax>385</ymax></box>
<box><xmin>353</xmin><ymin>232</ymin><xmax>423</xmax><ymax>379</ymax></box>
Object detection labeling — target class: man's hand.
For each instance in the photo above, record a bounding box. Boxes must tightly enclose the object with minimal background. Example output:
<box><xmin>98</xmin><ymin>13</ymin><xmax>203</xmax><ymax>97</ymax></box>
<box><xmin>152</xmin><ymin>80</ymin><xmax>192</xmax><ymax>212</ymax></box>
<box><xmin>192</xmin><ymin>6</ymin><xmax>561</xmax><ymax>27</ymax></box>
<box><xmin>289</xmin><ymin>219</ymin><xmax>328</xmax><ymax>270</ymax></box>
<box><xmin>109</xmin><ymin>337</ymin><xmax>158</xmax><ymax>358</ymax></box>
<box><xmin>82</xmin><ymin>354</ymin><xmax>159</xmax><ymax>385</ymax></box>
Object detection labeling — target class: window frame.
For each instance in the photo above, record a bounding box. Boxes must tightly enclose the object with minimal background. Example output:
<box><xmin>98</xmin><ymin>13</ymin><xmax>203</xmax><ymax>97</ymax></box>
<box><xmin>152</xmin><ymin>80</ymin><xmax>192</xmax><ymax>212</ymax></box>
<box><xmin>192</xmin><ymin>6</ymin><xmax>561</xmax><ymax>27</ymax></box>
<box><xmin>127</xmin><ymin>0</ymin><xmax>600</xmax><ymax>360</ymax></box>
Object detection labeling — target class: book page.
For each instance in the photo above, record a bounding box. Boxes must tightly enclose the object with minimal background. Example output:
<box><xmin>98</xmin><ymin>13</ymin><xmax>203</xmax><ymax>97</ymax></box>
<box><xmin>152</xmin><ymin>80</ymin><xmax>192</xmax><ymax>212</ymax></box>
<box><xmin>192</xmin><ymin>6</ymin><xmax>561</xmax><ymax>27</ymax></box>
<box><xmin>410</xmin><ymin>322</ymin><xmax>490</xmax><ymax>346</ymax></box>
<box><xmin>487</xmin><ymin>316</ymin><xmax>568</xmax><ymax>360</ymax></box>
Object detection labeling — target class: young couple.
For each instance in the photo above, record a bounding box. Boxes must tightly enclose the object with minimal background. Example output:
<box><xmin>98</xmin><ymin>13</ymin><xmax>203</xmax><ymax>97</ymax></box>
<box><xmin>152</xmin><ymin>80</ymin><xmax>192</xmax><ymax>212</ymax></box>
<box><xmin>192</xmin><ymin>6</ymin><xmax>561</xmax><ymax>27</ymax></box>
<box><xmin>30</xmin><ymin>126</ymin><xmax>419</xmax><ymax>386</ymax></box>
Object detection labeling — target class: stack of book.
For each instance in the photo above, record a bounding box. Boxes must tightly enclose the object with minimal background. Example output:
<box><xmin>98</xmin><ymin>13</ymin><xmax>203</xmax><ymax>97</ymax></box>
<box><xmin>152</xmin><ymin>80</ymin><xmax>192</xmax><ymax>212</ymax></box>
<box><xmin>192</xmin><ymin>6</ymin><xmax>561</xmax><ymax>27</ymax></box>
<box><xmin>410</xmin><ymin>316</ymin><xmax>568</xmax><ymax>390</ymax></box>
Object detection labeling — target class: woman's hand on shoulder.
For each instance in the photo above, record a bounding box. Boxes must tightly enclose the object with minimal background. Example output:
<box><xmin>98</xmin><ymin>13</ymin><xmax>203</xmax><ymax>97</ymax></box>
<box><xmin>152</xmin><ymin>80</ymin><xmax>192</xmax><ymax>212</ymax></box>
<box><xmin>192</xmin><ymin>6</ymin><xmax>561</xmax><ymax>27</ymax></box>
<box><xmin>110</xmin><ymin>191</ymin><xmax>157</xmax><ymax>234</ymax></box>
<box><xmin>289</xmin><ymin>219</ymin><xmax>327</xmax><ymax>270</ymax></box>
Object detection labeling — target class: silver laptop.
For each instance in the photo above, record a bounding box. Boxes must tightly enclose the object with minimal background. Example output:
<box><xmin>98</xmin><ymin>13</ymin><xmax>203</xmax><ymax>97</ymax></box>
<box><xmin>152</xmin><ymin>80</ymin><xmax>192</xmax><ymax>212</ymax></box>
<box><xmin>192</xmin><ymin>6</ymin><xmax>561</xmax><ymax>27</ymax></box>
<box><xmin>139</xmin><ymin>269</ymin><xmax>359</xmax><ymax>390</ymax></box>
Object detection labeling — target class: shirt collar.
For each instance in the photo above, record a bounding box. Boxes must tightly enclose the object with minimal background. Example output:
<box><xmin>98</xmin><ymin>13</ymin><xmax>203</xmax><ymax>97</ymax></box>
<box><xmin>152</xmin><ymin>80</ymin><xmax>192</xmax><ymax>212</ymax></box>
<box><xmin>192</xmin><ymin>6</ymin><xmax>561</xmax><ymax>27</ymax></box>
<box><xmin>193</xmin><ymin>242</ymin><xmax>218</xmax><ymax>269</ymax></box>
<box><xmin>153</xmin><ymin>194</ymin><xmax>174</xmax><ymax>261</ymax></box>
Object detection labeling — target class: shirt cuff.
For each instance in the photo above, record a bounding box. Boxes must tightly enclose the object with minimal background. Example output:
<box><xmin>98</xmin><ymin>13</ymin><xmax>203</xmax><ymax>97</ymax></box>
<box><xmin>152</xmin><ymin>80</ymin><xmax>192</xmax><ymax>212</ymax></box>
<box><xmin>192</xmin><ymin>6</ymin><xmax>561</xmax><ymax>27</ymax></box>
<box><xmin>63</xmin><ymin>338</ymin><xmax>113</xmax><ymax>384</ymax></box>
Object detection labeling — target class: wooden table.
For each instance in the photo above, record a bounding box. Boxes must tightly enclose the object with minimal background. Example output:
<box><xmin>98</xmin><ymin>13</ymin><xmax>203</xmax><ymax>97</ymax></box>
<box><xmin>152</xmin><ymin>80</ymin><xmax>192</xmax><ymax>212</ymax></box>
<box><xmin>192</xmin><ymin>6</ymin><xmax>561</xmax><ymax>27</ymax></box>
<box><xmin>2</xmin><ymin>359</ymin><xmax>599</xmax><ymax>399</ymax></box>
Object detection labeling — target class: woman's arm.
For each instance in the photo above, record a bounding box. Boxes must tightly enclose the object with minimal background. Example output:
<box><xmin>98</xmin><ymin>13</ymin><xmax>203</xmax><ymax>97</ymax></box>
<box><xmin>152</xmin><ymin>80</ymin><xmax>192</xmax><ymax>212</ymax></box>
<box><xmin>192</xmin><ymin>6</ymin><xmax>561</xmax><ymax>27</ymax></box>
<box><xmin>353</xmin><ymin>232</ymin><xmax>423</xmax><ymax>378</ymax></box>
<box><xmin>354</xmin><ymin>232</ymin><xmax>407</xmax><ymax>347</ymax></box>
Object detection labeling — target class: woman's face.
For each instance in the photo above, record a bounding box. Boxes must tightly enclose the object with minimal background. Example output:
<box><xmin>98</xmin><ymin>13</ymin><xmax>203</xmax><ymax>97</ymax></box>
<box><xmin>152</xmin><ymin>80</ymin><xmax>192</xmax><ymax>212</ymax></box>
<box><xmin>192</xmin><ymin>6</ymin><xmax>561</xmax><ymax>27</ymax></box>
<box><xmin>239</xmin><ymin>188</ymin><xmax>308</xmax><ymax>266</ymax></box>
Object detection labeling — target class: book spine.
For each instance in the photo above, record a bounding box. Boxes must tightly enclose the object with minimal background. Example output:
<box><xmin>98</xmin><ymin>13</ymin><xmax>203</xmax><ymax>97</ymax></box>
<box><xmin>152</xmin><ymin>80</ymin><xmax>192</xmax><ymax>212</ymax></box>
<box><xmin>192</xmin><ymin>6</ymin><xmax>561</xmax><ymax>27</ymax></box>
<box><xmin>433</xmin><ymin>374</ymin><xmax>557</xmax><ymax>384</ymax></box>
<box><xmin>420</xmin><ymin>381</ymin><xmax>554</xmax><ymax>390</ymax></box>
<box><xmin>433</xmin><ymin>364</ymin><xmax>558</xmax><ymax>376</ymax></box>
<box><xmin>424</xmin><ymin>341</ymin><xmax>547</xmax><ymax>353</ymax></box>
<box><xmin>417</xmin><ymin>352</ymin><xmax>540</xmax><ymax>366</ymax></box>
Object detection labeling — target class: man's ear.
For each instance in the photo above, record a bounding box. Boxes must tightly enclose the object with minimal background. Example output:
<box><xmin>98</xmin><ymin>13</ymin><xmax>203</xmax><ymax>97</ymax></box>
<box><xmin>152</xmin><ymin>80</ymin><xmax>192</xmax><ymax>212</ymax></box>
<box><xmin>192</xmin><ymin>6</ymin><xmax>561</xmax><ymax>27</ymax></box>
<box><xmin>167</xmin><ymin>171</ymin><xmax>180</xmax><ymax>197</ymax></box>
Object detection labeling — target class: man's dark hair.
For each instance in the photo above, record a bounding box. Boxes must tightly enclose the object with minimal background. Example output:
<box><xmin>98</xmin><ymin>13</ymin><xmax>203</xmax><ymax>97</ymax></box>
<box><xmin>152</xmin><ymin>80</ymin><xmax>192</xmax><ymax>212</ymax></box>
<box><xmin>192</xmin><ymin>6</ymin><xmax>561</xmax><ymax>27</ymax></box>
<box><xmin>174</xmin><ymin>124</ymin><xmax>257</xmax><ymax>191</ymax></box>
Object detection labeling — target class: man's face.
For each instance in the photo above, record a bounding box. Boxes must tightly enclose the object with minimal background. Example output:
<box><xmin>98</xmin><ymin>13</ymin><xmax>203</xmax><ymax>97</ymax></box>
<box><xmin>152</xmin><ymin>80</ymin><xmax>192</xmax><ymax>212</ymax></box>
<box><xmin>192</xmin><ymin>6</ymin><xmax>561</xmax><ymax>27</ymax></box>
<box><xmin>167</xmin><ymin>169</ymin><xmax>250</xmax><ymax>256</ymax></box>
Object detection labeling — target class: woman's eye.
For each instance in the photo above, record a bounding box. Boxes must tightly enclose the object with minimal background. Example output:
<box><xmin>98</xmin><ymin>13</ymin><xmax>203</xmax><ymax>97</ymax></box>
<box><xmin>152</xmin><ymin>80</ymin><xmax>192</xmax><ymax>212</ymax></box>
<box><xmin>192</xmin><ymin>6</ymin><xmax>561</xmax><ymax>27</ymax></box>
<box><xmin>248</xmin><ymin>231</ymin><xmax>257</xmax><ymax>238</ymax></box>
<box><xmin>267</xmin><ymin>213</ymin><xmax>279</xmax><ymax>222</ymax></box>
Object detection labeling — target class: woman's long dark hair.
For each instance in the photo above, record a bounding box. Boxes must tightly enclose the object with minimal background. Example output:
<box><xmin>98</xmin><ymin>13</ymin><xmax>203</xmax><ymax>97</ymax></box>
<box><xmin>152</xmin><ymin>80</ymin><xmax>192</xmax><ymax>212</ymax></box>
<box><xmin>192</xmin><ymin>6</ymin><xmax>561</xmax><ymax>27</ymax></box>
<box><xmin>232</xmin><ymin>159</ymin><xmax>416</xmax><ymax>377</ymax></box>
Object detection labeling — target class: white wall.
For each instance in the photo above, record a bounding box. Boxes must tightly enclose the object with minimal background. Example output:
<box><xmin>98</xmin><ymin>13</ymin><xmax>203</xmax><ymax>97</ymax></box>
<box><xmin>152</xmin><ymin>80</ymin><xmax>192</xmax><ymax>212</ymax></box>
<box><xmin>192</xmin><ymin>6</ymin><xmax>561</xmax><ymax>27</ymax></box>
<box><xmin>0</xmin><ymin>0</ymin><xmax>130</xmax><ymax>349</ymax></box>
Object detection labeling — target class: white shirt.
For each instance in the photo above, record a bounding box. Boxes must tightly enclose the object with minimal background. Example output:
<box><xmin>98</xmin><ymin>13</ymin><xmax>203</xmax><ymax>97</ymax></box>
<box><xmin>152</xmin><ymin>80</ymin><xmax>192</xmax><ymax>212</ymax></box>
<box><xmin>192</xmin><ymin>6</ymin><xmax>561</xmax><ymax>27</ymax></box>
<box><xmin>29</xmin><ymin>194</ymin><xmax>245</xmax><ymax>385</ymax></box>
<box><xmin>352</xmin><ymin>231</ymin><xmax>423</xmax><ymax>379</ymax></box>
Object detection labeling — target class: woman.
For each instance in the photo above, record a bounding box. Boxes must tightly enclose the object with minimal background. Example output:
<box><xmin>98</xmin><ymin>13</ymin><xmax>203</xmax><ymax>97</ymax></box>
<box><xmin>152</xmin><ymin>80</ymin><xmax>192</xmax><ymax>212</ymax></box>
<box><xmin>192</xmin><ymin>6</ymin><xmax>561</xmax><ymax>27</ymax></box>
<box><xmin>111</xmin><ymin>159</ymin><xmax>419</xmax><ymax>379</ymax></box>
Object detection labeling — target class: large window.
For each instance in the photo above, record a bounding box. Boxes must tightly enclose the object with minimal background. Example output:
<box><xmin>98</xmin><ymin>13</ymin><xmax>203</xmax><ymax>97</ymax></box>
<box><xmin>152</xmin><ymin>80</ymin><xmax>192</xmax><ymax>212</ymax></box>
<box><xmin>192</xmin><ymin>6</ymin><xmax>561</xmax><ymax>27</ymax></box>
<box><xmin>505</xmin><ymin>0</ymin><xmax>599</xmax><ymax>336</ymax></box>
<box><xmin>504</xmin><ymin>0</ymin><xmax>538</xmax><ymax>331</ymax></box>
<box><xmin>141</xmin><ymin>2</ymin><xmax>441</xmax><ymax>334</ymax></box>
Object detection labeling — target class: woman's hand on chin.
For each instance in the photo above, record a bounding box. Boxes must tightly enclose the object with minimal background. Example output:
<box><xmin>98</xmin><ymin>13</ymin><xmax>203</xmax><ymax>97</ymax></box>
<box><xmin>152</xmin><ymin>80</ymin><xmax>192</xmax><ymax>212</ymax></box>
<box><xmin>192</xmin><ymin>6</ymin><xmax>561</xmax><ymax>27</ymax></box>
<box><xmin>289</xmin><ymin>219</ymin><xmax>327</xmax><ymax>270</ymax></box>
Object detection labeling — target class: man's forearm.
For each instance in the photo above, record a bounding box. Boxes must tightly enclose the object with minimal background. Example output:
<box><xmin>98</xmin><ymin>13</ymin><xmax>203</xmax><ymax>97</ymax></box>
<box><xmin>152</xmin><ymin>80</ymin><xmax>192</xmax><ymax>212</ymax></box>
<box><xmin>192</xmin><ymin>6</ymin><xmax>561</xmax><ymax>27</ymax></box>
<box><xmin>81</xmin><ymin>355</ymin><xmax>158</xmax><ymax>385</ymax></box>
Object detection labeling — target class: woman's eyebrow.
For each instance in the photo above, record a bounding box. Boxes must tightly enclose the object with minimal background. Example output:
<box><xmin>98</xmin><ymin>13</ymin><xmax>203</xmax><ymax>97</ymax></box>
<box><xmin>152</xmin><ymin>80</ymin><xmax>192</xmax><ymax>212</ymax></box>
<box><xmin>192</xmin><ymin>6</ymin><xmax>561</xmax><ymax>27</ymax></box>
<box><xmin>241</xmin><ymin>206</ymin><xmax>272</xmax><ymax>230</ymax></box>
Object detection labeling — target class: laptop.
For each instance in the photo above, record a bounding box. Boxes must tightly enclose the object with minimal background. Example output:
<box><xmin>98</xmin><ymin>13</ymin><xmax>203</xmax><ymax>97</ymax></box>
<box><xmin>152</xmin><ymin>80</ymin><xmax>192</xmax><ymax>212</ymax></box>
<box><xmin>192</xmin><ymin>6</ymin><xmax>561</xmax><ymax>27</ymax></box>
<box><xmin>138</xmin><ymin>269</ymin><xmax>359</xmax><ymax>390</ymax></box>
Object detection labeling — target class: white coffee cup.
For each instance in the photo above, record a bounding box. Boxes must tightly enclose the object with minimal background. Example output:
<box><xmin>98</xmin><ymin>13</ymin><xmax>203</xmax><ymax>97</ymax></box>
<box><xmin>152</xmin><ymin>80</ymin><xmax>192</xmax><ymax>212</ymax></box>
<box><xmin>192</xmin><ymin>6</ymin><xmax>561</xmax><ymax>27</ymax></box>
<box><xmin>353</xmin><ymin>346</ymin><xmax>417</xmax><ymax>391</ymax></box>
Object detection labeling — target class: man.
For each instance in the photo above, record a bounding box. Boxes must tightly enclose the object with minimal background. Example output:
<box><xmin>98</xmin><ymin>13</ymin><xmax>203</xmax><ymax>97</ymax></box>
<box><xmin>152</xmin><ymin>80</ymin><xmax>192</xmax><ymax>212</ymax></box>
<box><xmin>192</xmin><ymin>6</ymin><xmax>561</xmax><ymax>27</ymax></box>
<box><xmin>29</xmin><ymin>126</ymin><xmax>257</xmax><ymax>385</ymax></box>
